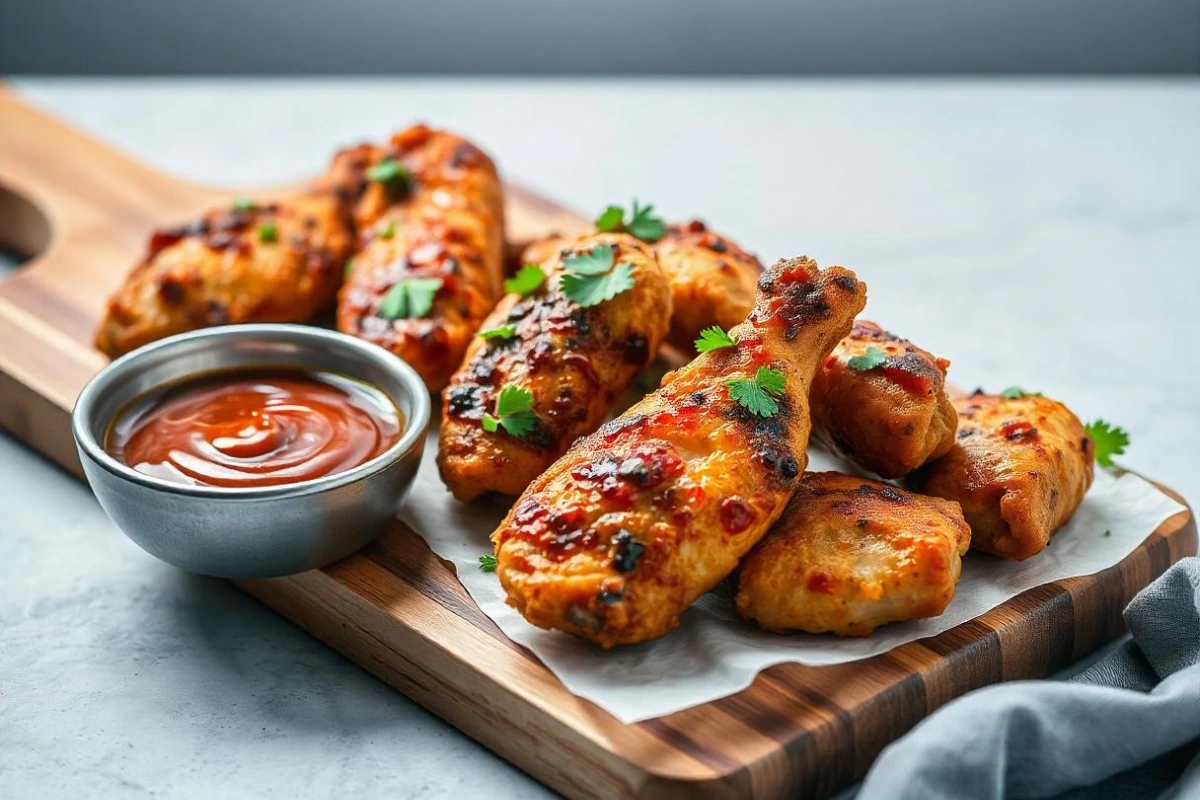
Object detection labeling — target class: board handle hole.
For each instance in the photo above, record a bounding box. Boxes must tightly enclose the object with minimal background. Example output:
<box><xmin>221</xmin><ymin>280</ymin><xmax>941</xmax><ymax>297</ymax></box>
<box><xmin>0</xmin><ymin>183</ymin><xmax>52</xmax><ymax>275</ymax></box>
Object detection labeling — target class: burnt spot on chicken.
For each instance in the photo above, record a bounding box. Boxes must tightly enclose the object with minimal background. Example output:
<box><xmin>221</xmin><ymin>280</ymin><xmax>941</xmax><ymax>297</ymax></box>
<box><xmin>611</xmin><ymin>530</ymin><xmax>645</xmax><ymax>573</ymax></box>
<box><xmin>158</xmin><ymin>275</ymin><xmax>186</xmax><ymax>304</ymax></box>
<box><xmin>622</xmin><ymin>332</ymin><xmax>649</xmax><ymax>365</ymax></box>
<box><xmin>446</xmin><ymin>384</ymin><xmax>486</xmax><ymax>418</ymax></box>
<box><xmin>832</xmin><ymin>274</ymin><xmax>859</xmax><ymax>293</ymax></box>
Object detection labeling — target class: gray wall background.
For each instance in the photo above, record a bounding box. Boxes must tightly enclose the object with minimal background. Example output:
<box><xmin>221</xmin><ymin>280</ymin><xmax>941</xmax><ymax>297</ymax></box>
<box><xmin>2</xmin><ymin>0</ymin><xmax>1198</xmax><ymax>75</ymax></box>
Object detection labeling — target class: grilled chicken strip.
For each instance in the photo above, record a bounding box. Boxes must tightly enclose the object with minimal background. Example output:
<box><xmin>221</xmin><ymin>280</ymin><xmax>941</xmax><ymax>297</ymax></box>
<box><xmin>520</xmin><ymin>219</ymin><xmax>762</xmax><ymax>353</ymax></box>
<box><xmin>811</xmin><ymin>321</ymin><xmax>957</xmax><ymax>478</ymax></box>
<box><xmin>437</xmin><ymin>232</ymin><xmax>672</xmax><ymax>501</ymax></box>
<box><xmin>908</xmin><ymin>391</ymin><xmax>1095</xmax><ymax>561</ymax></box>
<box><xmin>338</xmin><ymin>125</ymin><xmax>505</xmax><ymax>391</ymax></box>
<box><xmin>95</xmin><ymin>152</ymin><xmax>359</xmax><ymax>358</ymax></box>
<box><xmin>492</xmin><ymin>256</ymin><xmax>866</xmax><ymax>646</ymax></box>
<box><xmin>735</xmin><ymin>472</ymin><xmax>970</xmax><ymax>636</ymax></box>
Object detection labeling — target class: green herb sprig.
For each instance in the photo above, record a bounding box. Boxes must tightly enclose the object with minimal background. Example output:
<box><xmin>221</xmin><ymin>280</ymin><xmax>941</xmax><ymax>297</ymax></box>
<box><xmin>695</xmin><ymin>325</ymin><xmax>736</xmax><ymax>353</ymax></box>
<box><xmin>595</xmin><ymin>200</ymin><xmax>666</xmax><ymax>242</ymax></box>
<box><xmin>560</xmin><ymin>244</ymin><xmax>635</xmax><ymax>308</ymax></box>
<box><xmin>727</xmin><ymin>367</ymin><xmax>786</xmax><ymax>418</ymax></box>
<box><xmin>1085</xmin><ymin>419</ymin><xmax>1130</xmax><ymax>468</ymax></box>
<box><xmin>378</xmin><ymin>277</ymin><xmax>443</xmax><ymax>320</ymax></box>
<box><xmin>481</xmin><ymin>384</ymin><xmax>538</xmax><ymax>437</ymax></box>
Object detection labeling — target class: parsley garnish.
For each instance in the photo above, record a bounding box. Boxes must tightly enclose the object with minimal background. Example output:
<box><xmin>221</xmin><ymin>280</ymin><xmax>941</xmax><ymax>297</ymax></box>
<box><xmin>594</xmin><ymin>200</ymin><xmax>666</xmax><ymax>242</ymax></box>
<box><xmin>366</xmin><ymin>157</ymin><xmax>412</xmax><ymax>197</ymax></box>
<box><xmin>560</xmin><ymin>244</ymin><xmax>636</xmax><ymax>308</ymax></box>
<box><xmin>504</xmin><ymin>264</ymin><xmax>546</xmax><ymax>296</ymax></box>
<box><xmin>377</xmin><ymin>221</ymin><xmax>396</xmax><ymax>240</ymax></box>
<box><xmin>481</xmin><ymin>384</ymin><xmax>538</xmax><ymax>437</ymax></box>
<box><xmin>1085</xmin><ymin>419</ymin><xmax>1130</xmax><ymax>468</ymax></box>
<box><xmin>1001</xmin><ymin>386</ymin><xmax>1043</xmax><ymax>399</ymax></box>
<box><xmin>479</xmin><ymin>323</ymin><xmax>517</xmax><ymax>341</ymax></box>
<box><xmin>847</xmin><ymin>345</ymin><xmax>887</xmax><ymax>372</ymax></box>
<box><xmin>727</xmin><ymin>367</ymin><xmax>786</xmax><ymax>417</ymax></box>
<box><xmin>478</xmin><ymin>554</ymin><xmax>497</xmax><ymax>573</ymax></box>
<box><xmin>232</xmin><ymin>197</ymin><xmax>256</xmax><ymax>213</ymax></box>
<box><xmin>258</xmin><ymin>222</ymin><xmax>278</xmax><ymax>243</ymax></box>
<box><xmin>695</xmin><ymin>325</ymin><xmax>736</xmax><ymax>353</ymax></box>
<box><xmin>378</xmin><ymin>277</ymin><xmax>443</xmax><ymax>320</ymax></box>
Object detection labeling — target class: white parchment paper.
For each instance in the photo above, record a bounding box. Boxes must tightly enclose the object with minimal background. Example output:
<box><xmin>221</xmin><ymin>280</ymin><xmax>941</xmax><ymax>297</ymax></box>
<box><xmin>400</xmin><ymin>430</ymin><xmax>1186</xmax><ymax>723</ymax></box>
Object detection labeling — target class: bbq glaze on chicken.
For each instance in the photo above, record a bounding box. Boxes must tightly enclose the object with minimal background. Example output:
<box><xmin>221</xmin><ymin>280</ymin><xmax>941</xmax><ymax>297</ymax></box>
<box><xmin>520</xmin><ymin>219</ymin><xmax>761</xmax><ymax>353</ymax></box>
<box><xmin>437</xmin><ymin>232</ymin><xmax>672</xmax><ymax>501</ymax></box>
<box><xmin>337</xmin><ymin>125</ymin><xmax>505</xmax><ymax>391</ymax></box>
<box><xmin>492</xmin><ymin>256</ymin><xmax>866</xmax><ymax>647</ymax></box>
<box><xmin>908</xmin><ymin>391</ymin><xmax>1094</xmax><ymax>561</ymax></box>
<box><xmin>810</xmin><ymin>321</ymin><xmax>957</xmax><ymax>478</ymax></box>
<box><xmin>95</xmin><ymin>152</ymin><xmax>360</xmax><ymax>358</ymax></box>
<box><xmin>735</xmin><ymin>472</ymin><xmax>970</xmax><ymax>636</ymax></box>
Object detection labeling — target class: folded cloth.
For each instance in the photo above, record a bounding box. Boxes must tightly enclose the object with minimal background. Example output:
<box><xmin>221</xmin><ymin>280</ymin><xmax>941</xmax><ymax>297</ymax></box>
<box><xmin>858</xmin><ymin>558</ymin><xmax>1200</xmax><ymax>800</ymax></box>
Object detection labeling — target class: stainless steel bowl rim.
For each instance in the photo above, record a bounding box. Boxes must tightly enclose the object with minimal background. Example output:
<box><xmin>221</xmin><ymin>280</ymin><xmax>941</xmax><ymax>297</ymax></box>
<box><xmin>71</xmin><ymin>324</ymin><xmax>431</xmax><ymax>501</ymax></box>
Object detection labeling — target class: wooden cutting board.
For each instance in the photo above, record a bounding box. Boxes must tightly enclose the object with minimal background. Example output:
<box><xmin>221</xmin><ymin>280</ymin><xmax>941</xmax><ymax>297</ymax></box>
<box><xmin>1</xmin><ymin>86</ymin><xmax>1195</xmax><ymax>800</ymax></box>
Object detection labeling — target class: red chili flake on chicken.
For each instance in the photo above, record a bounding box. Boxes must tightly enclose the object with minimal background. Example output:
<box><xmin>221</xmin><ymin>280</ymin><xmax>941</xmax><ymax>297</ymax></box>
<box><xmin>807</xmin><ymin>572</ymin><xmax>835</xmax><ymax>594</ymax></box>
<box><xmin>1000</xmin><ymin>421</ymin><xmax>1038</xmax><ymax>442</ymax></box>
<box><xmin>719</xmin><ymin>497</ymin><xmax>755</xmax><ymax>534</ymax></box>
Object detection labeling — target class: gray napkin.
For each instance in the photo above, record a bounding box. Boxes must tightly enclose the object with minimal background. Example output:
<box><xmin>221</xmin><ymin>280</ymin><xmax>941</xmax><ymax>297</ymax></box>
<box><xmin>858</xmin><ymin>558</ymin><xmax>1200</xmax><ymax>800</ymax></box>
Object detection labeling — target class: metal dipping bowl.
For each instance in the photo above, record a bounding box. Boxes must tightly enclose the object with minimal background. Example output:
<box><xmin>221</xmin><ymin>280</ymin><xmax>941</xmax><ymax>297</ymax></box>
<box><xmin>71</xmin><ymin>324</ymin><xmax>430</xmax><ymax>579</ymax></box>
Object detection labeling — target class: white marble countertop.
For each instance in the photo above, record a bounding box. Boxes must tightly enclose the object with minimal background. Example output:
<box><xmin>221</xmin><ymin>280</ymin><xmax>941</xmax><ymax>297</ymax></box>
<box><xmin>2</xmin><ymin>77</ymin><xmax>1197</xmax><ymax>799</ymax></box>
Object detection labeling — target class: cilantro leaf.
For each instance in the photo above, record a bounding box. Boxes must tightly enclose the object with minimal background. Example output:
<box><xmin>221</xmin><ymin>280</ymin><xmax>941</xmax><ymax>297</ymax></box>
<box><xmin>366</xmin><ymin>157</ymin><xmax>412</xmax><ymax>197</ymax></box>
<box><xmin>232</xmin><ymin>196</ymin><xmax>256</xmax><ymax>213</ymax></box>
<box><xmin>627</xmin><ymin>200</ymin><xmax>666</xmax><ymax>242</ymax></box>
<box><xmin>479</xmin><ymin>323</ymin><xmax>517</xmax><ymax>341</ymax></box>
<box><xmin>595</xmin><ymin>205</ymin><xmax>625</xmax><ymax>232</ymax></box>
<box><xmin>695</xmin><ymin>325</ymin><xmax>736</xmax><ymax>353</ymax></box>
<box><xmin>481</xmin><ymin>384</ymin><xmax>538</xmax><ymax>437</ymax></box>
<box><xmin>378</xmin><ymin>277</ymin><xmax>444</xmax><ymax>320</ymax></box>
<box><xmin>343</xmin><ymin>256</ymin><xmax>355</xmax><ymax>278</ymax></box>
<box><xmin>559</xmin><ymin>244</ymin><xmax>636</xmax><ymax>308</ymax></box>
<box><xmin>1001</xmin><ymin>386</ymin><xmax>1043</xmax><ymax>399</ymax></box>
<box><xmin>727</xmin><ymin>366</ymin><xmax>786</xmax><ymax>417</ymax></box>
<box><xmin>504</xmin><ymin>264</ymin><xmax>546</xmax><ymax>296</ymax></box>
<box><xmin>594</xmin><ymin>201</ymin><xmax>665</xmax><ymax>242</ymax></box>
<box><xmin>561</xmin><ymin>263</ymin><xmax>635</xmax><ymax>308</ymax></box>
<box><xmin>563</xmin><ymin>244</ymin><xmax>616</xmax><ymax>276</ymax></box>
<box><xmin>478</xmin><ymin>554</ymin><xmax>497</xmax><ymax>573</ymax></box>
<box><xmin>377</xmin><ymin>221</ymin><xmax>396</xmax><ymax>240</ymax></box>
<box><xmin>755</xmin><ymin>366</ymin><xmax>786</xmax><ymax>395</ymax></box>
<box><xmin>1085</xmin><ymin>419</ymin><xmax>1130</xmax><ymax>468</ymax></box>
<box><xmin>847</xmin><ymin>345</ymin><xmax>887</xmax><ymax>372</ymax></box>
<box><xmin>258</xmin><ymin>222</ymin><xmax>278</xmax><ymax>243</ymax></box>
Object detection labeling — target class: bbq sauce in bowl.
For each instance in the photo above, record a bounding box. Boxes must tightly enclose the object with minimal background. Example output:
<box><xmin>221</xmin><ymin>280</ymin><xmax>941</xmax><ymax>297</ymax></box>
<box><xmin>106</xmin><ymin>369</ymin><xmax>403</xmax><ymax>489</ymax></box>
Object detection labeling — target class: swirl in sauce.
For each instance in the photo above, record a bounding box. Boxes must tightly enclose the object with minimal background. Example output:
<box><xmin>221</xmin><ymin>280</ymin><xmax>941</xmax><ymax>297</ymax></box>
<box><xmin>106</xmin><ymin>370</ymin><xmax>403</xmax><ymax>488</ymax></box>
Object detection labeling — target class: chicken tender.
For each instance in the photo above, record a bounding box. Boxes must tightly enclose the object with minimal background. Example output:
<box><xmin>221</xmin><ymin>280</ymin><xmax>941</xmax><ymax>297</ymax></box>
<box><xmin>811</xmin><ymin>321</ymin><xmax>957</xmax><ymax>478</ymax></box>
<box><xmin>908</xmin><ymin>391</ymin><xmax>1095</xmax><ymax>560</ymax></box>
<box><xmin>492</xmin><ymin>256</ymin><xmax>866</xmax><ymax>646</ymax></box>
<box><xmin>338</xmin><ymin>125</ymin><xmax>505</xmax><ymax>391</ymax></box>
<box><xmin>735</xmin><ymin>472</ymin><xmax>970</xmax><ymax>636</ymax></box>
<box><xmin>519</xmin><ymin>218</ymin><xmax>762</xmax><ymax>353</ymax></box>
<box><xmin>437</xmin><ymin>232</ymin><xmax>672</xmax><ymax>501</ymax></box>
<box><xmin>95</xmin><ymin>152</ymin><xmax>359</xmax><ymax>358</ymax></box>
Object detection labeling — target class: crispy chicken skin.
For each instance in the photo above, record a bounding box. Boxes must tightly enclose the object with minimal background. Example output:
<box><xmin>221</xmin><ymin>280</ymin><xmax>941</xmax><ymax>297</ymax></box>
<box><xmin>520</xmin><ymin>219</ymin><xmax>762</xmax><ymax>353</ymax></box>
<box><xmin>652</xmin><ymin>221</ymin><xmax>762</xmax><ymax>350</ymax></box>
<box><xmin>337</xmin><ymin>125</ymin><xmax>505</xmax><ymax>391</ymax></box>
<box><xmin>908</xmin><ymin>391</ymin><xmax>1095</xmax><ymax>561</ymax></box>
<box><xmin>492</xmin><ymin>256</ymin><xmax>866</xmax><ymax>646</ymax></box>
<box><xmin>735</xmin><ymin>472</ymin><xmax>970</xmax><ymax>636</ymax></box>
<box><xmin>437</xmin><ymin>232</ymin><xmax>672</xmax><ymax>501</ymax></box>
<box><xmin>95</xmin><ymin>152</ymin><xmax>359</xmax><ymax>358</ymax></box>
<box><xmin>810</xmin><ymin>321</ymin><xmax>957</xmax><ymax>478</ymax></box>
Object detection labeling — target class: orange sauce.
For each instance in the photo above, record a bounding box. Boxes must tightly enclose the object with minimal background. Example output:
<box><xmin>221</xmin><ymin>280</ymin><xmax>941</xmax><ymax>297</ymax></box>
<box><xmin>106</xmin><ymin>369</ymin><xmax>402</xmax><ymax>488</ymax></box>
